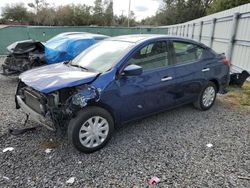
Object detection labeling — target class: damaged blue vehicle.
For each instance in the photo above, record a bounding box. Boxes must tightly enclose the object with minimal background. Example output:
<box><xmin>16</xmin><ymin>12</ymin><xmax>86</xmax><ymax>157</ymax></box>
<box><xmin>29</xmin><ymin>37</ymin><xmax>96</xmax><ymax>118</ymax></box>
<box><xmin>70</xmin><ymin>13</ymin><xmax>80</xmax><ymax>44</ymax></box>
<box><xmin>15</xmin><ymin>35</ymin><xmax>230</xmax><ymax>153</ymax></box>
<box><xmin>2</xmin><ymin>32</ymin><xmax>108</xmax><ymax>75</ymax></box>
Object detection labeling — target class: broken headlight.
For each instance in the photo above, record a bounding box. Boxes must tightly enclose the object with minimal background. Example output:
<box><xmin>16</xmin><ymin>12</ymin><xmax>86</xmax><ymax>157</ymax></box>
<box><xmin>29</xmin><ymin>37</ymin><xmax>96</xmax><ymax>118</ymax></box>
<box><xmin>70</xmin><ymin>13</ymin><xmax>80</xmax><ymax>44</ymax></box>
<box><xmin>71</xmin><ymin>93</ymin><xmax>87</xmax><ymax>107</ymax></box>
<box><xmin>71</xmin><ymin>85</ymin><xmax>100</xmax><ymax>108</ymax></box>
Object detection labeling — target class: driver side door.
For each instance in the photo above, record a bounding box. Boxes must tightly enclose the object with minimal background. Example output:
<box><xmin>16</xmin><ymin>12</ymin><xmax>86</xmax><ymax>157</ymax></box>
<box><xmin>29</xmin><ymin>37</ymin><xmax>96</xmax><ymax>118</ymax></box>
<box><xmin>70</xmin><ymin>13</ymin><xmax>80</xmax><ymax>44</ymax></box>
<box><xmin>116</xmin><ymin>40</ymin><xmax>177</xmax><ymax>122</ymax></box>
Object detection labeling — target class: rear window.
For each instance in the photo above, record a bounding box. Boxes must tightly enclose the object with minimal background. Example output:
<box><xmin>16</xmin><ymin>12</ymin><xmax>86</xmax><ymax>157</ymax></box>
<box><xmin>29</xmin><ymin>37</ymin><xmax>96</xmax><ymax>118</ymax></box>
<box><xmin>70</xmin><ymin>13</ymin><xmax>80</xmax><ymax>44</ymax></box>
<box><xmin>173</xmin><ymin>41</ymin><xmax>204</xmax><ymax>64</ymax></box>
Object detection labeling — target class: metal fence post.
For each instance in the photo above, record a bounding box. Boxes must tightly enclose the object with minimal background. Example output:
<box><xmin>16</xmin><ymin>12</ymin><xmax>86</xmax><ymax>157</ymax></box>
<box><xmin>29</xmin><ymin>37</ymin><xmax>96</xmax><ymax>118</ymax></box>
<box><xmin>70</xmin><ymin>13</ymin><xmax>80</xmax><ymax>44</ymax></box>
<box><xmin>227</xmin><ymin>12</ymin><xmax>240</xmax><ymax>61</ymax></box>
<box><xmin>182</xmin><ymin>25</ymin><xmax>186</xmax><ymax>37</ymax></box>
<box><xmin>192</xmin><ymin>23</ymin><xmax>195</xmax><ymax>39</ymax></box>
<box><xmin>199</xmin><ymin>21</ymin><xmax>203</xmax><ymax>42</ymax></box>
<box><xmin>186</xmin><ymin>24</ymin><xmax>189</xmax><ymax>38</ymax></box>
<box><xmin>209</xmin><ymin>18</ymin><xmax>216</xmax><ymax>48</ymax></box>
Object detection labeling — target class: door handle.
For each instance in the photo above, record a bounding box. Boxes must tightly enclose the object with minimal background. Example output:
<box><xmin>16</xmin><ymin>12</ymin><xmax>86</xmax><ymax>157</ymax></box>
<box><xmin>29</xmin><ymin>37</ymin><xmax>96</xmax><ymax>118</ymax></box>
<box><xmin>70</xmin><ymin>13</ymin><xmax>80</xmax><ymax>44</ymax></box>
<box><xmin>202</xmin><ymin>68</ymin><xmax>210</xmax><ymax>72</ymax></box>
<box><xmin>161</xmin><ymin>76</ymin><xmax>173</xmax><ymax>81</ymax></box>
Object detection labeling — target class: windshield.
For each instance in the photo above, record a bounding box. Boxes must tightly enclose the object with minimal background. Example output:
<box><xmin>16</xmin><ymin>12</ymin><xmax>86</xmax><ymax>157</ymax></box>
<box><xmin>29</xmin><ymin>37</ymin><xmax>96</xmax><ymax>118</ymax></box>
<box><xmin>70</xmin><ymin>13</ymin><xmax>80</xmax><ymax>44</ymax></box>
<box><xmin>71</xmin><ymin>40</ymin><xmax>134</xmax><ymax>72</ymax></box>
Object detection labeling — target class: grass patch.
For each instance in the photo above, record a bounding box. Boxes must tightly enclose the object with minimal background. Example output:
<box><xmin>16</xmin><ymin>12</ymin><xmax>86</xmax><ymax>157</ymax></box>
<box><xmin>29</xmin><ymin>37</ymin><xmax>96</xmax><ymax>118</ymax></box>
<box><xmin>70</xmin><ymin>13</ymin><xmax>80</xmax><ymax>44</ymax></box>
<box><xmin>224</xmin><ymin>81</ymin><xmax>250</xmax><ymax>107</ymax></box>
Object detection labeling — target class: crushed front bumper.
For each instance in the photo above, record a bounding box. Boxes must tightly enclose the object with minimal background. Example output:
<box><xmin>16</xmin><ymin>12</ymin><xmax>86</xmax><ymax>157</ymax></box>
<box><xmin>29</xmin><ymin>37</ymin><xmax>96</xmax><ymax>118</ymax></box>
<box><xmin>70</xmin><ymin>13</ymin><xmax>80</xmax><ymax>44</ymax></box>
<box><xmin>16</xmin><ymin>95</ymin><xmax>56</xmax><ymax>131</ymax></box>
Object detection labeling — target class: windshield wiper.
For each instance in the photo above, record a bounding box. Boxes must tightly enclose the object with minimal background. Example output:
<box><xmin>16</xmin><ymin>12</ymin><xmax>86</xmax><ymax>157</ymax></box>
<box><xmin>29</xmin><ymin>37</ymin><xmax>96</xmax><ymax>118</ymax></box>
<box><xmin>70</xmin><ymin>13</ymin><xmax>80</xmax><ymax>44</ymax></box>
<box><xmin>63</xmin><ymin>60</ymin><xmax>71</xmax><ymax>64</ymax></box>
<box><xmin>70</xmin><ymin>64</ymin><xmax>89</xmax><ymax>71</ymax></box>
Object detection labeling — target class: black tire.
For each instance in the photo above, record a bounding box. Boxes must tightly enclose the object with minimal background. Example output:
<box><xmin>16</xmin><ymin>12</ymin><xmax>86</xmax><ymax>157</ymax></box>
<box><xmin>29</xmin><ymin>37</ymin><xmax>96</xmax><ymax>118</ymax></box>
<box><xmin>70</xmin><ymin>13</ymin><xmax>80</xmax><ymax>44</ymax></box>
<box><xmin>68</xmin><ymin>106</ymin><xmax>114</xmax><ymax>153</ymax></box>
<box><xmin>193</xmin><ymin>81</ymin><xmax>217</xmax><ymax>111</ymax></box>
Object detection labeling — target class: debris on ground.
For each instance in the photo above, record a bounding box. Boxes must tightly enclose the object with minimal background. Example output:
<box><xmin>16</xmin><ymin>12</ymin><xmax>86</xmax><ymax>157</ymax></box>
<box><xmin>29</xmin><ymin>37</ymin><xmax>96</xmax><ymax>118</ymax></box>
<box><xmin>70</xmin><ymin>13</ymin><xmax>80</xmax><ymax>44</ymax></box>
<box><xmin>40</xmin><ymin>140</ymin><xmax>60</xmax><ymax>150</ymax></box>
<box><xmin>44</xmin><ymin>148</ymin><xmax>52</xmax><ymax>154</ymax></box>
<box><xmin>229</xmin><ymin>71</ymin><xmax>250</xmax><ymax>87</ymax></box>
<box><xmin>131</xmin><ymin>185</ymin><xmax>139</xmax><ymax>188</ymax></box>
<box><xmin>2</xmin><ymin>147</ymin><xmax>14</xmax><ymax>153</ymax></box>
<box><xmin>66</xmin><ymin>177</ymin><xmax>75</xmax><ymax>184</ymax></box>
<box><xmin>3</xmin><ymin>176</ymin><xmax>10</xmax><ymax>181</ymax></box>
<box><xmin>238</xmin><ymin>176</ymin><xmax>250</xmax><ymax>180</ymax></box>
<box><xmin>148</xmin><ymin>176</ymin><xmax>160</xmax><ymax>185</ymax></box>
<box><xmin>206</xmin><ymin>143</ymin><xmax>213</xmax><ymax>148</ymax></box>
<box><xmin>8</xmin><ymin>126</ymin><xmax>40</xmax><ymax>135</ymax></box>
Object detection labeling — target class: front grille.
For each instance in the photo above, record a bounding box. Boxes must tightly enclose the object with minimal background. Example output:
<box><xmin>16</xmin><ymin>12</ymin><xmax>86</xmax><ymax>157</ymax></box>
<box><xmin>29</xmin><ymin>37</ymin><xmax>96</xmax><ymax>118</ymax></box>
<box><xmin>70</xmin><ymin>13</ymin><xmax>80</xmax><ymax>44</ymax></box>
<box><xmin>23</xmin><ymin>89</ymin><xmax>46</xmax><ymax>114</ymax></box>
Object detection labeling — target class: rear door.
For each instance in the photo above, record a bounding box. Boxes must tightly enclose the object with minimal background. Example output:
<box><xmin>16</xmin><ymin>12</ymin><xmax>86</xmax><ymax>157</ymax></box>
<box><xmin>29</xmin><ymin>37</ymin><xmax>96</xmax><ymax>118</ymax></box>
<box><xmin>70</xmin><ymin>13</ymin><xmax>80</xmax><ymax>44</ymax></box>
<box><xmin>200</xmin><ymin>51</ymin><xmax>230</xmax><ymax>88</ymax></box>
<box><xmin>117</xmin><ymin>40</ymin><xmax>177</xmax><ymax>122</ymax></box>
<box><xmin>170</xmin><ymin>40</ymin><xmax>206</xmax><ymax>104</ymax></box>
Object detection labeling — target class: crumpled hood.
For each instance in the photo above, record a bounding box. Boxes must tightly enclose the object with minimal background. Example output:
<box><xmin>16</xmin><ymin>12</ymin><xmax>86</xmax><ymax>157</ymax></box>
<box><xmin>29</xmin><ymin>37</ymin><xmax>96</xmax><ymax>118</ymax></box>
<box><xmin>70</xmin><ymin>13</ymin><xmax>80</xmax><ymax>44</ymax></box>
<box><xmin>7</xmin><ymin>40</ymin><xmax>44</xmax><ymax>54</ymax></box>
<box><xmin>19</xmin><ymin>63</ymin><xmax>99</xmax><ymax>94</ymax></box>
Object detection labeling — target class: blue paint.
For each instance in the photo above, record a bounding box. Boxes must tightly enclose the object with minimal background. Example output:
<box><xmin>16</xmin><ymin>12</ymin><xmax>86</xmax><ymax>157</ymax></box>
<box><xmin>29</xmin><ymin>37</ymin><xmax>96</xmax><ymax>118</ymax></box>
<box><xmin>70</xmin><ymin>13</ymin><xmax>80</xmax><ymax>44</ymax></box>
<box><xmin>20</xmin><ymin>35</ymin><xmax>230</xmax><ymax>125</ymax></box>
<box><xmin>19</xmin><ymin>63</ymin><xmax>99</xmax><ymax>93</ymax></box>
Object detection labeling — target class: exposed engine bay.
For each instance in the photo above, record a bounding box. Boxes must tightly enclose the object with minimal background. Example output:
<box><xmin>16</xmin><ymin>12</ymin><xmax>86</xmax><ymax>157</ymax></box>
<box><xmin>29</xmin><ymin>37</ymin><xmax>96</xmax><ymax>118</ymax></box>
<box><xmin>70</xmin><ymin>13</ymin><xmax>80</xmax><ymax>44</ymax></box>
<box><xmin>15</xmin><ymin>81</ymin><xmax>100</xmax><ymax>132</ymax></box>
<box><xmin>2</xmin><ymin>40</ymin><xmax>46</xmax><ymax>75</ymax></box>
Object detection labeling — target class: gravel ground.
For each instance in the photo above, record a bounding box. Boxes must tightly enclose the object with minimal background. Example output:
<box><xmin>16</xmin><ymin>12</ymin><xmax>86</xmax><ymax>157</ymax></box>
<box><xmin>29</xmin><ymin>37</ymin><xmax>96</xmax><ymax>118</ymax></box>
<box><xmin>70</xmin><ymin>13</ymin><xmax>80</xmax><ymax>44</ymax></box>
<box><xmin>0</xmin><ymin>58</ymin><xmax>249</xmax><ymax>187</ymax></box>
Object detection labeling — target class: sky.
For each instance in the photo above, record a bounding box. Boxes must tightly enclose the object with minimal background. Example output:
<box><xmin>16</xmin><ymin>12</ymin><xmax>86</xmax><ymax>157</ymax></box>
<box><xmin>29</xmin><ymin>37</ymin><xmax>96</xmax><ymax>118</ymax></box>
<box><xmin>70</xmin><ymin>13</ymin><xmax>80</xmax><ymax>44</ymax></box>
<box><xmin>0</xmin><ymin>0</ymin><xmax>162</xmax><ymax>21</ymax></box>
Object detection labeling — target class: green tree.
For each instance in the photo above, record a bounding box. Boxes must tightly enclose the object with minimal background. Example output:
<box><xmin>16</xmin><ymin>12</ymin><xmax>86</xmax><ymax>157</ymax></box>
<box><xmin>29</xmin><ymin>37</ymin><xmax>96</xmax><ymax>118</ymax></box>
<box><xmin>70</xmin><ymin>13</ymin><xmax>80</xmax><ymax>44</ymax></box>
<box><xmin>71</xmin><ymin>4</ymin><xmax>92</xmax><ymax>26</ymax></box>
<box><xmin>93</xmin><ymin>0</ymin><xmax>104</xmax><ymax>25</ymax></box>
<box><xmin>36</xmin><ymin>7</ymin><xmax>56</xmax><ymax>26</ymax></box>
<box><xmin>181</xmin><ymin>0</ymin><xmax>212</xmax><ymax>21</ymax></box>
<box><xmin>114</xmin><ymin>11</ymin><xmax>137</xmax><ymax>26</ymax></box>
<box><xmin>208</xmin><ymin>0</ymin><xmax>250</xmax><ymax>14</ymax></box>
<box><xmin>1</xmin><ymin>3</ymin><xmax>30</xmax><ymax>22</ymax></box>
<box><xmin>141</xmin><ymin>0</ymin><xmax>213</xmax><ymax>26</ymax></box>
<box><xmin>28</xmin><ymin>0</ymin><xmax>49</xmax><ymax>14</ymax></box>
<box><xmin>28</xmin><ymin>0</ymin><xmax>49</xmax><ymax>25</ymax></box>
<box><xmin>104</xmin><ymin>0</ymin><xmax>114</xmax><ymax>26</ymax></box>
<box><xmin>55</xmin><ymin>5</ymin><xmax>75</xmax><ymax>26</ymax></box>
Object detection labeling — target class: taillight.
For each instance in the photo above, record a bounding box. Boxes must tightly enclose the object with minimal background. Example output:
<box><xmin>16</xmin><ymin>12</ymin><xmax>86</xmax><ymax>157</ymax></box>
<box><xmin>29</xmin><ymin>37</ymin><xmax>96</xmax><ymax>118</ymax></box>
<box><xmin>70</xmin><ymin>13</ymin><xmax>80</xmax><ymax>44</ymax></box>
<box><xmin>223</xmin><ymin>58</ymin><xmax>230</xmax><ymax>65</ymax></box>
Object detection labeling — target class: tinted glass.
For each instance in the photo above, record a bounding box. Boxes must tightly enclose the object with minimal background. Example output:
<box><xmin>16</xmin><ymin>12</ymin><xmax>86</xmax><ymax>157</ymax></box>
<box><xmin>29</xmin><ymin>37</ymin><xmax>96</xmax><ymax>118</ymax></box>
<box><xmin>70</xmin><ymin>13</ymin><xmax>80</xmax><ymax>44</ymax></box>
<box><xmin>173</xmin><ymin>41</ymin><xmax>204</xmax><ymax>64</ymax></box>
<box><xmin>128</xmin><ymin>41</ymin><xmax>169</xmax><ymax>70</ymax></box>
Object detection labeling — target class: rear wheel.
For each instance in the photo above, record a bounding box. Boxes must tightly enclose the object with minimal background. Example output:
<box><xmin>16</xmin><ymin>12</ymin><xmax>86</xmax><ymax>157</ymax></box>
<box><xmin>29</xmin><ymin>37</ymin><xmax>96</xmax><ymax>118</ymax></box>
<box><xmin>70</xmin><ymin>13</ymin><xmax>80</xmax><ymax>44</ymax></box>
<box><xmin>193</xmin><ymin>81</ymin><xmax>217</xmax><ymax>111</ymax></box>
<box><xmin>68</xmin><ymin>106</ymin><xmax>114</xmax><ymax>153</ymax></box>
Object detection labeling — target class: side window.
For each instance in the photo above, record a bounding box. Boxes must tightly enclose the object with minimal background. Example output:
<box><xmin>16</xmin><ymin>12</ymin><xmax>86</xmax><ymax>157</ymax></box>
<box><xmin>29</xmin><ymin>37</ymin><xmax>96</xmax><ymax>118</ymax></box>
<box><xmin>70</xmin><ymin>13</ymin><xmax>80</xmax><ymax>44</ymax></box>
<box><xmin>173</xmin><ymin>41</ymin><xmax>204</xmax><ymax>64</ymax></box>
<box><xmin>128</xmin><ymin>41</ymin><xmax>169</xmax><ymax>71</ymax></box>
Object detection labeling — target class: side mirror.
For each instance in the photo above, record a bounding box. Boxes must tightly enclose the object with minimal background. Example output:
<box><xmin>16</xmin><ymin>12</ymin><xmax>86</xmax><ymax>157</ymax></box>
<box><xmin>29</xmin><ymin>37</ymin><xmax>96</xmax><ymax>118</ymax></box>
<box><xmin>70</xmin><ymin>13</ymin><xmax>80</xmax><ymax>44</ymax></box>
<box><xmin>123</xmin><ymin>64</ymin><xmax>143</xmax><ymax>76</ymax></box>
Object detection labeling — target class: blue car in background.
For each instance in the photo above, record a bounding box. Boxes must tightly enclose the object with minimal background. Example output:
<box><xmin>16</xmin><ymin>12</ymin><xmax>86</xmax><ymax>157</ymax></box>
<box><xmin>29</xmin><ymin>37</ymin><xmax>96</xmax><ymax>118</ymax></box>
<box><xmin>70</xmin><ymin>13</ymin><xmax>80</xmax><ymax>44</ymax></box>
<box><xmin>15</xmin><ymin>35</ymin><xmax>230</xmax><ymax>153</ymax></box>
<box><xmin>2</xmin><ymin>32</ymin><xmax>109</xmax><ymax>75</ymax></box>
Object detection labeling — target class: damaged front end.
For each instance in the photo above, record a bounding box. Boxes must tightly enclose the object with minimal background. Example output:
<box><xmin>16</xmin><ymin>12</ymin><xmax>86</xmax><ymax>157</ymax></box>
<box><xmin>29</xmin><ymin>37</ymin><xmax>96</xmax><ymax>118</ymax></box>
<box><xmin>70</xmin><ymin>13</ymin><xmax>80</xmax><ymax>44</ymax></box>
<box><xmin>2</xmin><ymin>40</ymin><xmax>45</xmax><ymax>75</ymax></box>
<box><xmin>70</xmin><ymin>85</ymin><xmax>100</xmax><ymax>108</ymax></box>
<box><xmin>15</xmin><ymin>81</ymin><xmax>100</xmax><ymax>131</ymax></box>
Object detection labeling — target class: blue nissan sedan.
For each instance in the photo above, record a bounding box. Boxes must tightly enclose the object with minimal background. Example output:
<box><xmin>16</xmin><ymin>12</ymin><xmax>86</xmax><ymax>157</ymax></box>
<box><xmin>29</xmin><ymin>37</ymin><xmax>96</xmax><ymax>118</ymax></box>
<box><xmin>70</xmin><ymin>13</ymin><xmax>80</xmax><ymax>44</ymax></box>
<box><xmin>15</xmin><ymin>35</ymin><xmax>230</xmax><ymax>153</ymax></box>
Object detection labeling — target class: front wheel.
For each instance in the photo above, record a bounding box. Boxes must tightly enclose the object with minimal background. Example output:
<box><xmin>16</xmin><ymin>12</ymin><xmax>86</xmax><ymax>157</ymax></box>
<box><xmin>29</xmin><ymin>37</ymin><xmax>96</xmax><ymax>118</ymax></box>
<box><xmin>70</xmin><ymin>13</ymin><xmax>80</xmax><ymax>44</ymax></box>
<box><xmin>68</xmin><ymin>106</ymin><xmax>114</xmax><ymax>153</ymax></box>
<box><xmin>193</xmin><ymin>82</ymin><xmax>217</xmax><ymax>111</ymax></box>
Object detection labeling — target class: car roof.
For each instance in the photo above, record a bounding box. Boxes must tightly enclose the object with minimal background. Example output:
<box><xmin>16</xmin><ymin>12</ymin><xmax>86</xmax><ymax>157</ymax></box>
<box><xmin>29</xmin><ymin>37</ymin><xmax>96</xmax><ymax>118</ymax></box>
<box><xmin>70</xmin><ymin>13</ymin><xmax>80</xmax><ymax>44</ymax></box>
<box><xmin>57</xmin><ymin>32</ymin><xmax>109</xmax><ymax>39</ymax></box>
<box><xmin>107</xmin><ymin>34</ymin><xmax>205</xmax><ymax>47</ymax></box>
